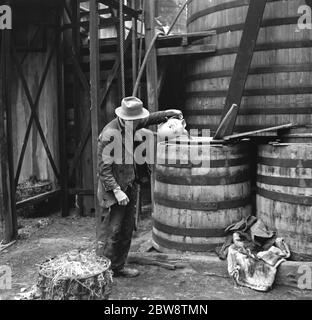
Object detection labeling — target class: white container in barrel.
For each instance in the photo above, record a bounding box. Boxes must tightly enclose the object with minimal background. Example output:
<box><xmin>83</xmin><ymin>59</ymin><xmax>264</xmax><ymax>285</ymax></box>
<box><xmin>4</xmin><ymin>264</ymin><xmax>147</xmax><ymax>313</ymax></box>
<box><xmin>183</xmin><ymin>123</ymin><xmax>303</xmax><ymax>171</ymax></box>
<box><xmin>257</xmin><ymin>143</ymin><xmax>312</xmax><ymax>261</ymax></box>
<box><xmin>152</xmin><ymin>137</ymin><xmax>252</xmax><ymax>253</ymax></box>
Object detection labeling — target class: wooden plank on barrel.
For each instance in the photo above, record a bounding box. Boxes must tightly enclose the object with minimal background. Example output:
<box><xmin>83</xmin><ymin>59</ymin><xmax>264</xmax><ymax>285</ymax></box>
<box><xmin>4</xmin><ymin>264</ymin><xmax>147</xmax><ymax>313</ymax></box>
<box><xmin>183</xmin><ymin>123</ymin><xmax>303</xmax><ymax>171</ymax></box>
<box><xmin>223</xmin><ymin>123</ymin><xmax>294</xmax><ymax>141</ymax></box>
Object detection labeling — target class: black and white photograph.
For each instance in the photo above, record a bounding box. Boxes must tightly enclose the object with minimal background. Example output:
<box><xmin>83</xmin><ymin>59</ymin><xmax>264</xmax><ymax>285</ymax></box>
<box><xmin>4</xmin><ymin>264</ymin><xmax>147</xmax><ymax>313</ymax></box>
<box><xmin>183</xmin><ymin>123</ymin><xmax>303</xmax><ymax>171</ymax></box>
<box><xmin>1</xmin><ymin>0</ymin><xmax>312</xmax><ymax>306</ymax></box>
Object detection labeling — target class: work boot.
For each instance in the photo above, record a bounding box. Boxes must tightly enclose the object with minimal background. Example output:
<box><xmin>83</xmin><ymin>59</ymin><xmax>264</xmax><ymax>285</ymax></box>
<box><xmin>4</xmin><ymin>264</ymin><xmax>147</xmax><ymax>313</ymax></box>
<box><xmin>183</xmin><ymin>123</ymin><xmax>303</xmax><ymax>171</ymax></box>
<box><xmin>113</xmin><ymin>267</ymin><xmax>140</xmax><ymax>278</ymax></box>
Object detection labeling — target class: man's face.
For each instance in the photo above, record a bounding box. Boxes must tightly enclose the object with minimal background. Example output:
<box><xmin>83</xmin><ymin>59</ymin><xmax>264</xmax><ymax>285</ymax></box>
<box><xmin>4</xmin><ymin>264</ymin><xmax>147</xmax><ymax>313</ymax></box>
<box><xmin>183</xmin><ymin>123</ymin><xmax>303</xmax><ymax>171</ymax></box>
<box><xmin>121</xmin><ymin>119</ymin><xmax>140</xmax><ymax>131</ymax></box>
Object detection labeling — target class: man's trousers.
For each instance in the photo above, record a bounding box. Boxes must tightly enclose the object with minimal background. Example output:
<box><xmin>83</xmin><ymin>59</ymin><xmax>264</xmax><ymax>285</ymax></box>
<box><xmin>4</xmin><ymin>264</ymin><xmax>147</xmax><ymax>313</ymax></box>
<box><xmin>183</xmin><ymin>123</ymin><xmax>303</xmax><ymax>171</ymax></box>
<box><xmin>95</xmin><ymin>186</ymin><xmax>135</xmax><ymax>271</ymax></box>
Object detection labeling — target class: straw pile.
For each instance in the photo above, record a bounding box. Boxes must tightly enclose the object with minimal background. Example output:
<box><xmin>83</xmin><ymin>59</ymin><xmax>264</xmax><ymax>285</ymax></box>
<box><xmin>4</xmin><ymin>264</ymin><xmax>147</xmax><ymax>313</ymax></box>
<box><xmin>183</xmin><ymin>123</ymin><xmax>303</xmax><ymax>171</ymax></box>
<box><xmin>37</xmin><ymin>249</ymin><xmax>113</xmax><ymax>300</ymax></box>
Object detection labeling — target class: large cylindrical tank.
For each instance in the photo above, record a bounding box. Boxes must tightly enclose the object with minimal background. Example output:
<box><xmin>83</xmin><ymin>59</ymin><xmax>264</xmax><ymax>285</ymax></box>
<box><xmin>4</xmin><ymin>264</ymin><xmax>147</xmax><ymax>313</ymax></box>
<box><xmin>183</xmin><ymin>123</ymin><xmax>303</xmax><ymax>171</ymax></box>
<box><xmin>152</xmin><ymin>137</ymin><xmax>251</xmax><ymax>253</ymax></box>
<box><xmin>257</xmin><ymin>142</ymin><xmax>312</xmax><ymax>261</ymax></box>
<box><xmin>185</xmin><ymin>0</ymin><xmax>312</xmax><ymax>133</ymax></box>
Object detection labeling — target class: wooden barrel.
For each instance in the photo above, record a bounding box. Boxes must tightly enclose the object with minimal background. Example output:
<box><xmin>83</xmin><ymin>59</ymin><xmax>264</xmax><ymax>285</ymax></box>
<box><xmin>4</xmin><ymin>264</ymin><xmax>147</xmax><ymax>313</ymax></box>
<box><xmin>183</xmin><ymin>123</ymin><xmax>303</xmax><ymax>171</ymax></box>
<box><xmin>152</xmin><ymin>137</ymin><xmax>252</xmax><ymax>253</ymax></box>
<box><xmin>185</xmin><ymin>0</ymin><xmax>312</xmax><ymax>133</ymax></box>
<box><xmin>257</xmin><ymin>143</ymin><xmax>312</xmax><ymax>261</ymax></box>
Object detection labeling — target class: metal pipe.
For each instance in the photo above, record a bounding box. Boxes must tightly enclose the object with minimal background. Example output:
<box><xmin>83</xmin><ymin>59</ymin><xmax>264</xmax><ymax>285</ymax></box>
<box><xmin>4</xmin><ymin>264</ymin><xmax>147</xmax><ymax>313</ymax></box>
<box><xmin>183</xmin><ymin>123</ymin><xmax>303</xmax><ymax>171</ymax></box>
<box><xmin>132</xmin><ymin>30</ymin><xmax>162</xmax><ymax>96</ymax></box>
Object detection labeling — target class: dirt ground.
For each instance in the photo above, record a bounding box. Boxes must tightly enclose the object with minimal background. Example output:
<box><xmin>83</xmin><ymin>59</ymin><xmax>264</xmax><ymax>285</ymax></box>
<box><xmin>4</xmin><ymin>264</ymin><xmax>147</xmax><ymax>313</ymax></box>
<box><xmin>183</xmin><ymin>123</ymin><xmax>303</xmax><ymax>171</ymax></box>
<box><xmin>1</xmin><ymin>210</ymin><xmax>312</xmax><ymax>300</ymax></box>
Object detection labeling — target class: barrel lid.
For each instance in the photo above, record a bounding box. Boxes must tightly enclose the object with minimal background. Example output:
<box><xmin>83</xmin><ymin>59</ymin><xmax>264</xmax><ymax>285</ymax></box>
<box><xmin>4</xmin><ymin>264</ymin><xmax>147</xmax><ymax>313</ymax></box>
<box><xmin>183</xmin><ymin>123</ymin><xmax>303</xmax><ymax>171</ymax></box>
<box><xmin>157</xmin><ymin>135</ymin><xmax>251</xmax><ymax>148</ymax></box>
<box><xmin>157</xmin><ymin>135</ymin><xmax>225</xmax><ymax>146</ymax></box>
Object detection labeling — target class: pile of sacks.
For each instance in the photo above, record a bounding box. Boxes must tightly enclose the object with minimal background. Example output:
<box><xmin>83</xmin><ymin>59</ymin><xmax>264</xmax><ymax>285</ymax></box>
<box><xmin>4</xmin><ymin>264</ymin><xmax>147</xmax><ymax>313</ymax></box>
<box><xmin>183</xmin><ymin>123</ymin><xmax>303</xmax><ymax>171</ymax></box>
<box><xmin>217</xmin><ymin>216</ymin><xmax>290</xmax><ymax>292</ymax></box>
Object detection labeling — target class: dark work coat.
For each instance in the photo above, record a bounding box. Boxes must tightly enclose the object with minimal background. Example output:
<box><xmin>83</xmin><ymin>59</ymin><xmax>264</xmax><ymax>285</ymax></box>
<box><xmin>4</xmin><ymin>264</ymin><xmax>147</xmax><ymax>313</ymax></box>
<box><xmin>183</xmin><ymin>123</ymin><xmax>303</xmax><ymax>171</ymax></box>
<box><xmin>97</xmin><ymin>110</ymin><xmax>178</xmax><ymax>208</ymax></box>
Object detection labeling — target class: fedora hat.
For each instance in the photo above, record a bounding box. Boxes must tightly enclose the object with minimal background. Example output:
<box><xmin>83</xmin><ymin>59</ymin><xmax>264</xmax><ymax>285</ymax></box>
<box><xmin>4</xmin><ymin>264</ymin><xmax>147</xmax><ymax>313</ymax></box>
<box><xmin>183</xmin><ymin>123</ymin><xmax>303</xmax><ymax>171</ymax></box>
<box><xmin>115</xmin><ymin>96</ymin><xmax>150</xmax><ymax>120</ymax></box>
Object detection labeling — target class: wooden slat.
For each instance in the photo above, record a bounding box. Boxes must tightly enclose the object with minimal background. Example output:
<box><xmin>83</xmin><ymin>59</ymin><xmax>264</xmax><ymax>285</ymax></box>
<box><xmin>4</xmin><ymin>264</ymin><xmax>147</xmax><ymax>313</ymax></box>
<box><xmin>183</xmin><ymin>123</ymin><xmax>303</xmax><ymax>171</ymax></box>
<box><xmin>223</xmin><ymin>123</ymin><xmax>294</xmax><ymax>141</ymax></box>
<box><xmin>80</xmin><ymin>30</ymin><xmax>216</xmax><ymax>52</ymax></box>
<box><xmin>79</xmin><ymin>43</ymin><xmax>216</xmax><ymax>63</ymax></box>
<box><xmin>157</xmin><ymin>44</ymin><xmax>216</xmax><ymax>56</ymax></box>
<box><xmin>4</xmin><ymin>29</ymin><xmax>18</xmax><ymax>241</ymax></box>
<box><xmin>186</xmin><ymin>87</ymin><xmax>312</xmax><ymax>98</ymax></box>
<box><xmin>57</xmin><ymin>10</ymin><xmax>69</xmax><ymax>217</ymax></box>
<box><xmin>72</xmin><ymin>0</ymin><xmax>83</xmax><ymax>216</ymax></box>
<box><xmin>16</xmin><ymin>190</ymin><xmax>61</xmax><ymax>209</ymax></box>
<box><xmin>144</xmin><ymin>0</ymin><xmax>158</xmax><ymax>215</ymax></box>
<box><xmin>80</xmin><ymin>39</ymin><xmax>312</xmax><ymax>59</ymax></box>
<box><xmin>89</xmin><ymin>0</ymin><xmax>101</xmax><ymax>212</ymax></box>
<box><xmin>187</xmin><ymin>64</ymin><xmax>312</xmax><ymax>81</ymax></box>
<box><xmin>0</xmin><ymin>29</ymin><xmax>17</xmax><ymax>242</ymax></box>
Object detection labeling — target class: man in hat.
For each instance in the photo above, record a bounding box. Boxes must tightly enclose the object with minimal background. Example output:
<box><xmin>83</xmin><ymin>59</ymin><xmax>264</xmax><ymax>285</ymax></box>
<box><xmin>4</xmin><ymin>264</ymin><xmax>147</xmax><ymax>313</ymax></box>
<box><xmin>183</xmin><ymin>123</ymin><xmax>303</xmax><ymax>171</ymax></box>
<box><xmin>97</xmin><ymin>96</ymin><xmax>182</xmax><ymax>277</ymax></box>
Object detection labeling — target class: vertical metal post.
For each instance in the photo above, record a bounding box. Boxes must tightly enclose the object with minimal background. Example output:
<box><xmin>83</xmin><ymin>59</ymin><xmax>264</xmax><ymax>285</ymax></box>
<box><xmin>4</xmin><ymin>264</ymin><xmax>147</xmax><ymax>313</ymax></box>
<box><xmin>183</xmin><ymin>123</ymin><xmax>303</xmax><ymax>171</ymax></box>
<box><xmin>57</xmin><ymin>6</ymin><xmax>69</xmax><ymax>217</ymax></box>
<box><xmin>89</xmin><ymin>0</ymin><xmax>101</xmax><ymax>213</ymax></box>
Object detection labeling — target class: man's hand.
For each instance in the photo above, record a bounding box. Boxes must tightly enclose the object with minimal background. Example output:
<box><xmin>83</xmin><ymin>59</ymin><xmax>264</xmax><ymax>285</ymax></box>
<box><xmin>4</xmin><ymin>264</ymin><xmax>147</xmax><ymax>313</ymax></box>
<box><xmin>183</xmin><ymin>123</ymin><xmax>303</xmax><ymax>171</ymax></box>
<box><xmin>166</xmin><ymin>109</ymin><xmax>183</xmax><ymax>120</ymax></box>
<box><xmin>113</xmin><ymin>187</ymin><xmax>129</xmax><ymax>206</ymax></box>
